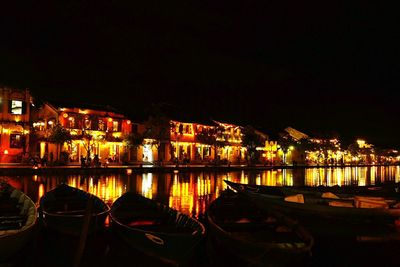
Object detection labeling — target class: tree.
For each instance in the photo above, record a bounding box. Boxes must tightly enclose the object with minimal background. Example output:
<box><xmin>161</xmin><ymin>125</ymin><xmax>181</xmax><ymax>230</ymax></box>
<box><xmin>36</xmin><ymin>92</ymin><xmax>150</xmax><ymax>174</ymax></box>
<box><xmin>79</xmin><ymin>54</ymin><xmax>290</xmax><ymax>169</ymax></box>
<box><xmin>242</xmin><ymin>125</ymin><xmax>266</xmax><ymax>166</ymax></box>
<box><xmin>48</xmin><ymin>124</ymin><xmax>72</xmax><ymax>161</ymax></box>
<box><xmin>277</xmin><ymin>133</ymin><xmax>296</xmax><ymax>164</ymax></box>
<box><xmin>80</xmin><ymin>132</ymin><xmax>94</xmax><ymax>159</ymax></box>
<box><xmin>123</xmin><ymin>132</ymin><xmax>144</xmax><ymax>161</ymax></box>
<box><xmin>196</xmin><ymin>126</ymin><xmax>227</xmax><ymax>164</ymax></box>
<box><xmin>144</xmin><ymin>115</ymin><xmax>172</xmax><ymax>161</ymax></box>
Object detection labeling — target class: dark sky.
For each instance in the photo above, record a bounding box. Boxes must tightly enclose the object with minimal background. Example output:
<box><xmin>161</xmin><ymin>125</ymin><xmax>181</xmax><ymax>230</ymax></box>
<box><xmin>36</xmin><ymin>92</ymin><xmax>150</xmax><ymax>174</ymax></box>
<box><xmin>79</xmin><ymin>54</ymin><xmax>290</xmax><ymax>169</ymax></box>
<box><xmin>1</xmin><ymin>1</ymin><xmax>399</xmax><ymax>147</ymax></box>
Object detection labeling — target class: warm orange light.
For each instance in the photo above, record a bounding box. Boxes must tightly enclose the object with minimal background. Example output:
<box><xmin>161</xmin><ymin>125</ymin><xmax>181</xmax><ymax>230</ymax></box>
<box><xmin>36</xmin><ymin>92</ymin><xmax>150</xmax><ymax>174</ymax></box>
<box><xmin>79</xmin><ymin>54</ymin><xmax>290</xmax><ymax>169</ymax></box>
<box><xmin>38</xmin><ymin>184</ymin><xmax>45</xmax><ymax>200</ymax></box>
<box><xmin>4</xmin><ymin>150</ymin><xmax>8</xmax><ymax>155</ymax></box>
<box><xmin>127</xmin><ymin>120</ymin><xmax>131</xmax><ymax>125</ymax></box>
<box><xmin>108</xmin><ymin>118</ymin><xmax>113</xmax><ymax>122</ymax></box>
<box><xmin>63</xmin><ymin>113</ymin><xmax>68</xmax><ymax>118</ymax></box>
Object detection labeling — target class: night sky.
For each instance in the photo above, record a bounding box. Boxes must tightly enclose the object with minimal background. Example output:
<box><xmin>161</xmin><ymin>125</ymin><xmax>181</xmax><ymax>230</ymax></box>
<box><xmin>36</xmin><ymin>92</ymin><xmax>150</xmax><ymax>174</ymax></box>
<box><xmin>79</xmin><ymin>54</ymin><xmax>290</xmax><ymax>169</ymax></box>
<box><xmin>1</xmin><ymin>1</ymin><xmax>399</xmax><ymax>147</ymax></box>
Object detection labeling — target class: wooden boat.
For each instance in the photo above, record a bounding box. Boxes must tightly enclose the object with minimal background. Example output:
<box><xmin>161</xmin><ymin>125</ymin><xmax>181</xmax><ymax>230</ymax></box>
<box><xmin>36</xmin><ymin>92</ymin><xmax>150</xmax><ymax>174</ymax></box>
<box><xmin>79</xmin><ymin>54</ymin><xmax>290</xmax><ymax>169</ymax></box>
<box><xmin>39</xmin><ymin>183</ymin><xmax>110</xmax><ymax>236</ymax></box>
<box><xmin>224</xmin><ymin>180</ymin><xmax>399</xmax><ymax>198</ymax></box>
<box><xmin>224</xmin><ymin>180</ymin><xmax>400</xmax><ymax>240</ymax></box>
<box><xmin>207</xmin><ymin>189</ymin><xmax>313</xmax><ymax>267</ymax></box>
<box><xmin>0</xmin><ymin>183</ymin><xmax>38</xmax><ymax>261</ymax></box>
<box><xmin>110</xmin><ymin>192</ymin><xmax>206</xmax><ymax>266</ymax></box>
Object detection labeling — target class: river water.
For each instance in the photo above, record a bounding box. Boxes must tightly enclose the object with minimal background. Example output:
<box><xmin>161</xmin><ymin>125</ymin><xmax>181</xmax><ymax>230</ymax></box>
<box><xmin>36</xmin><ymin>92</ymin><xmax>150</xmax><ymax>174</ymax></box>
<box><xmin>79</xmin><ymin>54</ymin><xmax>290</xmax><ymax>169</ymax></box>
<box><xmin>2</xmin><ymin>166</ymin><xmax>400</xmax><ymax>219</ymax></box>
<box><xmin>2</xmin><ymin>166</ymin><xmax>400</xmax><ymax>266</ymax></box>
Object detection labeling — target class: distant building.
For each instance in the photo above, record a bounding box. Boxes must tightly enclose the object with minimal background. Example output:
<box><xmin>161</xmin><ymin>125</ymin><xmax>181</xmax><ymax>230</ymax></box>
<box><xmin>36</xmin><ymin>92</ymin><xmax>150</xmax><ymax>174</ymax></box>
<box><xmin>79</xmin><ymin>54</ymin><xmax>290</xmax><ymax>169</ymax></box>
<box><xmin>284</xmin><ymin>127</ymin><xmax>309</xmax><ymax>141</ymax></box>
<box><xmin>0</xmin><ymin>87</ymin><xmax>31</xmax><ymax>163</ymax></box>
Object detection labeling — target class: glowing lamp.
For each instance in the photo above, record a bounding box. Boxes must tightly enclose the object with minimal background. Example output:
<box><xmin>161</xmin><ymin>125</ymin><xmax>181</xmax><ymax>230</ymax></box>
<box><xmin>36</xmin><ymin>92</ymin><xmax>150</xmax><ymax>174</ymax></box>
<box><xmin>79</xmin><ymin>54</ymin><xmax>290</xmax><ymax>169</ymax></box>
<box><xmin>63</xmin><ymin>113</ymin><xmax>68</xmax><ymax>118</ymax></box>
<box><xmin>127</xmin><ymin>120</ymin><xmax>131</xmax><ymax>125</ymax></box>
<box><xmin>108</xmin><ymin>118</ymin><xmax>113</xmax><ymax>122</ymax></box>
<box><xmin>4</xmin><ymin>150</ymin><xmax>9</xmax><ymax>155</ymax></box>
<box><xmin>48</xmin><ymin>121</ymin><xmax>54</xmax><ymax>125</ymax></box>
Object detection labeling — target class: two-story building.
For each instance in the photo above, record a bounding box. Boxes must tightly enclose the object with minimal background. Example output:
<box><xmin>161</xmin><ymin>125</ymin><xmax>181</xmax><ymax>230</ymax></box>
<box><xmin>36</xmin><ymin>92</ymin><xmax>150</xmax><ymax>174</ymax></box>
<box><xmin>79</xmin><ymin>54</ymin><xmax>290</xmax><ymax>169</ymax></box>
<box><xmin>31</xmin><ymin>100</ymin><xmax>132</xmax><ymax>164</ymax></box>
<box><xmin>212</xmin><ymin>120</ymin><xmax>246</xmax><ymax>163</ymax></box>
<box><xmin>0</xmin><ymin>87</ymin><xmax>31</xmax><ymax>163</ymax></box>
<box><xmin>169</xmin><ymin>120</ymin><xmax>214</xmax><ymax>163</ymax></box>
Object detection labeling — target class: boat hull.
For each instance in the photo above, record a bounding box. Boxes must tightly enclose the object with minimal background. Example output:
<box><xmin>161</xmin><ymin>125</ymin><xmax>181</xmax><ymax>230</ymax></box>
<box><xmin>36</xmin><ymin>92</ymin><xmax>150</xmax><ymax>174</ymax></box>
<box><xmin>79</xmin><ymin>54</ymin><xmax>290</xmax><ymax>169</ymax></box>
<box><xmin>111</xmin><ymin>192</ymin><xmax>205</xmax><ymax>266</ymax></box>
<box><xmin>0</xmin><ymin>186</ymin><xmax>38</xmax><ymax>261</ymax></box>
<box><xmin>40</xmin><ymin>184</ymin><xmax>109</xmax><ymax>236</ymax></box>
<box><xmin>225</xmin><ymin>180</ymin><xmax>400</xmax><ymax>240</ymax></box>
<box><xmin>207</xmin><ymin>190</ymin><xmax>313</xmax><ymax>267</ymax></box>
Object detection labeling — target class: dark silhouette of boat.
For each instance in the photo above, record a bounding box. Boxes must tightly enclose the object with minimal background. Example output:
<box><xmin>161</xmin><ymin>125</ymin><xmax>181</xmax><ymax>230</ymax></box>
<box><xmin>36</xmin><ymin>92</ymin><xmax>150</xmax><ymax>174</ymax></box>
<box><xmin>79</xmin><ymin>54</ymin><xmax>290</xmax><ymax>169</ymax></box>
<box><xmin>0</xmin><ymin>183</ymin><xmax>37</xmax><ymax>261</ymax></box>
<box><xmin>207</xmin><ymin>189</ymin><xmax>313</xmax><ymax>267</ymax></box>
<box><xmin>224</xmin><ymin>180</ymin><xmax>400</xmax><ymax>241</ymax></box>
<box><xmin>39</xmin><ymin>183</ymin><xmax>109</xmax><ymax>236</ymax></box>
<box><xmin>110</xmin><ymin>192</ymin><xmax>206</xmax><ymax>266</ymax></box>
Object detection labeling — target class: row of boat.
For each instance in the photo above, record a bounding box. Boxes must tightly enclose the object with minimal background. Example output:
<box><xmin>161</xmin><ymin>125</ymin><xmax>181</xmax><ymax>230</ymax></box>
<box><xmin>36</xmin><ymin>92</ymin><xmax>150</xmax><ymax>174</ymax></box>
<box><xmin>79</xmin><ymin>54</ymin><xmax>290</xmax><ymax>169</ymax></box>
<box><xmin>1</xmin><ymin>180</ymin><xmax>400</xmax><ymax>266</ymax></box>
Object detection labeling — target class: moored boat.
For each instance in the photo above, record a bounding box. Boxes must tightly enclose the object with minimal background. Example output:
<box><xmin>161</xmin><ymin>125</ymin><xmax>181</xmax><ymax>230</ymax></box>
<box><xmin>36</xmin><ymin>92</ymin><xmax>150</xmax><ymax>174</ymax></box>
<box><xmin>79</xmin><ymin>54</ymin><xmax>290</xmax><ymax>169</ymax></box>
<box><xmin>207</xmin><ymin>189</ymin><xmax>313</xmax><ymax>267</ymax></box>
<box><xmin>225</xmin><ymin>180</ymin><xmax>400</xmax><ymax>240</ymax></box>
<box><xmin>0</xmin><ymin>183</ymin><xmax>38</xmax><ymax>261</ymax></box>
<box><xmin>224</xmin><ymin>181</ymin><xmax>400</xmax><ymax>199</ymax></box>
<box><xmin>39</xmin><ymin>183</ymin><xmax>110</xmax><ymax>236</ymax></box>
<box><xmin>110</xmin><ymin>192</ymin><xmax>206</xmax><ymax>266</ymax></box>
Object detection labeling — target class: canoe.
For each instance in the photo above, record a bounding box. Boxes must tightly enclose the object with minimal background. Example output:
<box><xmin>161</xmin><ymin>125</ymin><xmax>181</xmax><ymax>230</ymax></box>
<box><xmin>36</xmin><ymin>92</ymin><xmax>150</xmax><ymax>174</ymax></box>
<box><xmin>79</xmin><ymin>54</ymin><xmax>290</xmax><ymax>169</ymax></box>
<box><xmin>224</xmin><ymin>180</ymin><xmax>400</xmax><ymax>240</ymax></box>
<box><xmin>0</xmin><ymin>183</ymin><xmax>38</xmax><ymax>261</ymax></box>
<box><xmin>225</xmin><ymin>182</ymin><xmax>400</xmax><ymax>199</ymax></box>
<box><xmin>39</xmin><ymin>183</ymin><xmax>110</xmax><ymax>236</ymax></box>
<box><xmin>110</xmin><ymin>192</ymin><xmax>206</xmax><ymax>266</ymax></box>
<box><xmin>207</xmin><ymin>189</ymin><xmax>313</xmax><ymax>267</ymax></box>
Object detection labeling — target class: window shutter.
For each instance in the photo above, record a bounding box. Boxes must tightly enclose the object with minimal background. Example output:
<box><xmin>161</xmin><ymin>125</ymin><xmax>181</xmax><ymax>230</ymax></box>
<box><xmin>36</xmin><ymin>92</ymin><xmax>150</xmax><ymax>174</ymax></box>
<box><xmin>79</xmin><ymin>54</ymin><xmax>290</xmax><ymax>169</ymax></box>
<box><xmin>22</xmin><ymin>101</ymin><xmax>27</xmax><ymax>114</ymax></box>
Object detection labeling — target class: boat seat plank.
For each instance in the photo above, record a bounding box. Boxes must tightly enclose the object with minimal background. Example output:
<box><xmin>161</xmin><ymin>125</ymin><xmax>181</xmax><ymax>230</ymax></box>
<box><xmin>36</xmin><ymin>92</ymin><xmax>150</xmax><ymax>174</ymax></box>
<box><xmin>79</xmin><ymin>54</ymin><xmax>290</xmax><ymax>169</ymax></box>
<box><xmin>55</xmin><ymin>209</ymin><xmax>87</xmax><ymax>215</ymax></box>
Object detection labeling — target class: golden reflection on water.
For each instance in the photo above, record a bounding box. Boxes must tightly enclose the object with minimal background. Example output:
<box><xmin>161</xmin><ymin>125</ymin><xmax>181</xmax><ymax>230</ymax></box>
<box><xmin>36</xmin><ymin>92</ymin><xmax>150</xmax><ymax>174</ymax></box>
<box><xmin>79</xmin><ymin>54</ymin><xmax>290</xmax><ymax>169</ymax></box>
<box><xmin>3</xmin><ymin>166</ymin><xmax>400</xmax><ymax>219</ymax></box>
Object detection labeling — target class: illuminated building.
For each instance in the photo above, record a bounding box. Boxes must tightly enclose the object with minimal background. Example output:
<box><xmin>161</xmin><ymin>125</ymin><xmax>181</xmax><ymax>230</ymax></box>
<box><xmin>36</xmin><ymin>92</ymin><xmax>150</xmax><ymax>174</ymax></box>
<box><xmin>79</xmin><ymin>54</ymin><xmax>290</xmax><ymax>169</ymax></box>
<box><xmin>260</xmin><ymin>140</ymin><xmax>279</xmax><ymax>164</ymax></box>
<box><xmin>0</xmin><ymin>87</ymin><xmax>31</xmax><ymax>163</ymax></box>
<box><xmin>212</xmin><ymin>120</ymin><xmax>246</xmax><ymax>163</ymax></box>
<box><xmin>169</xmin><ymin>120</ymin><xmax>214</xmax><ymax>163</ymax></box>
<box><xmin>278</xmin><ymin>127</ymin><xmax>343</xmax><ymax>165</ymax></box>
<box><xmin>31</xmin><ymin>101</ymin><xmax>132</xmax><ymax>164</ymax></box>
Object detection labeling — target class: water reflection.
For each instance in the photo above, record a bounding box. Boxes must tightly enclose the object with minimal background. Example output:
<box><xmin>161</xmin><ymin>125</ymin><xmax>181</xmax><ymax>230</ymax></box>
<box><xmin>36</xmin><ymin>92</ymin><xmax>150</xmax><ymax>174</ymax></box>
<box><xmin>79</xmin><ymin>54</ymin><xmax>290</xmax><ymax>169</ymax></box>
<box><xmin>1</xmin><ymin>166</ymin><xmax>400</xmax><ymax>219</ymax></box>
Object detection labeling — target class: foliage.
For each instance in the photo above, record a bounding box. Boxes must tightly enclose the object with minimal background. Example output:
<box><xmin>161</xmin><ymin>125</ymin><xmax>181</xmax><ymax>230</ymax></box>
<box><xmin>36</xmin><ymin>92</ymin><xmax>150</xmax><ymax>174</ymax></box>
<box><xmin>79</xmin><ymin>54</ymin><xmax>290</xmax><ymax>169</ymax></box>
<box><xmin>144</xmin><ymin>116</ymin><xmax>171</xmax><ymax>141</ymax></box>
<box><xmin>59</xmin><ymin>151</ymin><xmax>70</xmax><ymax>165</ymax></box>
<box><xmin>277</xmin><ymin>133</ymin><xmax>297</xmax><ymax>153</ymax></box>
<box><xmin>124</xmin><ymin>132</ymin><xmax>144</xmax><ymax>148</ymax></box>
<box><xmin>196</xmin><ymin>126</ymin><xmax>228</xmax><ymax>160</ymax></box>
<box><xmin>48</xmin><ymin>124</ymin><xmax>72</xmax><ymax>144</ymax></box>
<box><xmin>242</xmin><ymin>125</ymin><xmax>266</xmax><ymax>165</ymax></box>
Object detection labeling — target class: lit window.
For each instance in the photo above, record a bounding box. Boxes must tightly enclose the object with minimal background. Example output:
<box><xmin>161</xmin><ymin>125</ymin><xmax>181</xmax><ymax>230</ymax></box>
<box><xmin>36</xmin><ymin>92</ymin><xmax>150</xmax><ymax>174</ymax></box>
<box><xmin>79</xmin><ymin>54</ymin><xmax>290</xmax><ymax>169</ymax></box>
<box><xmin>113</xmin><ymin>121</ymin><xmax>119</xmax><ymax>132</ymax></box>
<box><xmin>10</xmin><ymin>100</ymin><xmax>23</xmax><ymax>115</ymax></box>
<box><xmin>85</xmin><ymin>119</ymin><xmax>91</xmax><ymax>129</ymax></box>
<box><xmin>98</xmin><ymin>120</ymin><xmax>105</xmax><ymax>131</ymax></box>
<box><xmin>68</xmin><ymin>117</ymin><xmax>75</xmax><ymax>128</ymax></box>
<box><xmin>10</xmin><ymin>134</ymin><xmax>23</xmax><ymax>148</ymax></box>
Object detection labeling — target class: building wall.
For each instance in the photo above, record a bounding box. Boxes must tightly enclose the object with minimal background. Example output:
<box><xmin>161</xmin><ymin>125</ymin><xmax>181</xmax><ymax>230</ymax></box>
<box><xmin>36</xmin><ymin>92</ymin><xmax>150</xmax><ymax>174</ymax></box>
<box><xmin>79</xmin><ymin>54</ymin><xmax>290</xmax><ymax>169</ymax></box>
<box><xmin>31</xmin><ymin>102</ymin><xmax>132</xmax><ymax>164</ymax></box>
<box><xmin>0</xmin><ymin>87</ymin><xmax>31</xmax><ymax>163</ymax></box>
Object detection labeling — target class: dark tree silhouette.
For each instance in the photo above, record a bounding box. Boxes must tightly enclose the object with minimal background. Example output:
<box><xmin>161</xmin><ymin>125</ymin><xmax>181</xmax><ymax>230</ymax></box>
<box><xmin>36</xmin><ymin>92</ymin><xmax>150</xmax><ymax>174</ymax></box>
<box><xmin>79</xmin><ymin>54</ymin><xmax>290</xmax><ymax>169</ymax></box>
<box><xmin>48</xmin><ymin>123</ymin><xmax>72</xmax><ymax>161</ymax></box>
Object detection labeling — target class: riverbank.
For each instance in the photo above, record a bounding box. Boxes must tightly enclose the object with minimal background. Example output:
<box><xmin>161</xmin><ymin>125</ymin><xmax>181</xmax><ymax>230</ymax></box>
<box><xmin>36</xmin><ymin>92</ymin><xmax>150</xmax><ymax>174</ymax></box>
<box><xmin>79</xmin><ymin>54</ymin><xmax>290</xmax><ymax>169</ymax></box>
<box><xmin>0</xmin><ymin>163</ymin><xmax>398</xmax><ymax>175</ymax></box>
